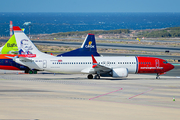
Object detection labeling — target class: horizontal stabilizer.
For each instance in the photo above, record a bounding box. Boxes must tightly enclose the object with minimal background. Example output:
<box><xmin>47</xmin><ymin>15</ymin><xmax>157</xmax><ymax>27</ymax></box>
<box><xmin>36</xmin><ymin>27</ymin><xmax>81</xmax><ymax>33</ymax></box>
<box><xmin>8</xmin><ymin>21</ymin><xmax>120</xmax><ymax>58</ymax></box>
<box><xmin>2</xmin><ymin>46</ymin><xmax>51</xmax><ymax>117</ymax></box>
<box><xmin>18</xmin><ymin>57</ymin><xmax>33</xmax><ymax>62</ymax></box>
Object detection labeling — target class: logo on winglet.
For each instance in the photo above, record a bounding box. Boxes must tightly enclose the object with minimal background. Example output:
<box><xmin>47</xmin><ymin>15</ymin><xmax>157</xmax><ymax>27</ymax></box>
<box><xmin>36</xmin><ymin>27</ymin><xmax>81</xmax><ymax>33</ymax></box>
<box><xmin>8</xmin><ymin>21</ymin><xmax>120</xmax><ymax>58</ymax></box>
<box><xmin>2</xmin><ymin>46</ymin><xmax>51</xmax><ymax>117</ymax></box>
<box><xmin>88</xmin><ymin>41</ymin><xmax>92</xmax><ymax>45</ymax></box>
<box><xmin>7</xmin><ymin>43</ymin><xmax>17</xmax><ymax>47</ymax></box>
<box><xmin>85</xmin><ymin>41</ymin><xmax>94</xmax><ymax>48</ymax></box>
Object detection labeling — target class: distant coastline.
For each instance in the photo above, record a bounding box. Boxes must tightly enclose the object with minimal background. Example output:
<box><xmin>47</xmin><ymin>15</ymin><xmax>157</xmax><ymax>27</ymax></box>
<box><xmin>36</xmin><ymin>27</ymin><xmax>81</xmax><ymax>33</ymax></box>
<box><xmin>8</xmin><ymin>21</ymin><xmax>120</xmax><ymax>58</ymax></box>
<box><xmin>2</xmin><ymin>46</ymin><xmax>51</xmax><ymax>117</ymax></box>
<box><xmin>27</xmin><ymin>27</ymin><xmax>180</xmax><ymax>40</ymax></box>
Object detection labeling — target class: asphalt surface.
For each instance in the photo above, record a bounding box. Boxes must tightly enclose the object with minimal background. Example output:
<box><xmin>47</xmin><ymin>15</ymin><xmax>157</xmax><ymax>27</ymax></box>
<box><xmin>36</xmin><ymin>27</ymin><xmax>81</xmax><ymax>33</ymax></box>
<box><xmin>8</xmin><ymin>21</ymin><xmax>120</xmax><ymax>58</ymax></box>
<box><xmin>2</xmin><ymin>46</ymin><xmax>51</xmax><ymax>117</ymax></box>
<box><xmin>0</xmin><ymin>72</ymin><xmax>179</xmax><ymax>120</ymax></box>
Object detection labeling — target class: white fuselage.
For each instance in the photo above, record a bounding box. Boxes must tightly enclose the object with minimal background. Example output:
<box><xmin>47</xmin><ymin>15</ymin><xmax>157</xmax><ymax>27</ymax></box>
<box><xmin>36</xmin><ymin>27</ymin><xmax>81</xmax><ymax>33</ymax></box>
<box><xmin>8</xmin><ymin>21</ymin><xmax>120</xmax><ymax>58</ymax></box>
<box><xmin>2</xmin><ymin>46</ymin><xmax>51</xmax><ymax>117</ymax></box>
<box><xmin>16</xmin><ymin>54</ymin><xmax>137</xmax><ymax>74</ymax></box>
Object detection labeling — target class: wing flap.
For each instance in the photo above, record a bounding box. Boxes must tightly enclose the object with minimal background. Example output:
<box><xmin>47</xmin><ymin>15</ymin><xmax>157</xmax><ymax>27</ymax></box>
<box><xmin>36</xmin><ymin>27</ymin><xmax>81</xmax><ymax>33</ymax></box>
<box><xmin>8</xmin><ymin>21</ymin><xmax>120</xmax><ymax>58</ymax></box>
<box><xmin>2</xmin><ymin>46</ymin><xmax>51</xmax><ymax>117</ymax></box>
<box><xmin>81</xmin><ymin>55</ymin><xmax>111</xmax><ymax>74</ymax></box>
<box><xmin>91</xmin><ymin>55</ymin><xmax>111</xmax><ymax>74</ymax></box>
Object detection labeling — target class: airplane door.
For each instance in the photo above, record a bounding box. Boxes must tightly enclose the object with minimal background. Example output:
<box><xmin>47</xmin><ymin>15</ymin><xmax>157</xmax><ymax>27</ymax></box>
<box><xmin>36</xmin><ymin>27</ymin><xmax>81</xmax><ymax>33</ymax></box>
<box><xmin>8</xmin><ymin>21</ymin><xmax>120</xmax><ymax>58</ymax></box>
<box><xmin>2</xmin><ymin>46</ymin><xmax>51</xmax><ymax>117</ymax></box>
<box><xmin>43</xmin><ymin>60</ymin><xmax>47</xmax><ymax>68</ymax></box>
<box><xmin>155</xmin><ymin>59</ymin><xmax>159</xmax><ymax>67</ymax></box>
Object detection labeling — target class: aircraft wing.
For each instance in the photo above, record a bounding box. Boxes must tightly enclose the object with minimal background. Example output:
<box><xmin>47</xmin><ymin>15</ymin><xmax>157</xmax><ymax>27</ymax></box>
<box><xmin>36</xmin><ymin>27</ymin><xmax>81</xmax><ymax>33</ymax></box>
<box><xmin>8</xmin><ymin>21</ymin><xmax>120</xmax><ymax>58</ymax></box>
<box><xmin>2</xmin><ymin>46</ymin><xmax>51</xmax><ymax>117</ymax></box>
<box><xmin>91</xmin><ymin>55</ymin><xmax>111</xmax><ymax>72</ymax></box>
<box><xmin>81</xmin><ymin>55</ymin><xmax>111</xmax><ymax>74</ymax></box>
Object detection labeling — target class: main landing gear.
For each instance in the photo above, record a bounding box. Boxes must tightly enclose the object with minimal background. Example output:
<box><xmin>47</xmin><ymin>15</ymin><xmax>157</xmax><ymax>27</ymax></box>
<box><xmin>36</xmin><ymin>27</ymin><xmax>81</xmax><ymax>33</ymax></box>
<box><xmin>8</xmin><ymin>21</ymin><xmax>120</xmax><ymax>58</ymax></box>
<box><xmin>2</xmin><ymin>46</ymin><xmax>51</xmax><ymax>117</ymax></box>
<box><xmin>156</xmin><ymin>73</ymin><xmax>160</xmax><ymax>79</ymax></box>
<box><xmin>87</xmin><ymin>74</ymin><xmax>100</xmax><ymax>79</ymax></box>
<box><xmin>25</xmin><ymin>68</ymin><xmax>37</xmax><ymax>74</ymax></box>
<box><xmin>87</xmin><ymin>74</ymin><xmax>93</xmax><ymax>79</ymax></box>
<box><xmin>94</xmin><ymin>74</ymin><xmax>100</xmax><ymax>79</ymax></box>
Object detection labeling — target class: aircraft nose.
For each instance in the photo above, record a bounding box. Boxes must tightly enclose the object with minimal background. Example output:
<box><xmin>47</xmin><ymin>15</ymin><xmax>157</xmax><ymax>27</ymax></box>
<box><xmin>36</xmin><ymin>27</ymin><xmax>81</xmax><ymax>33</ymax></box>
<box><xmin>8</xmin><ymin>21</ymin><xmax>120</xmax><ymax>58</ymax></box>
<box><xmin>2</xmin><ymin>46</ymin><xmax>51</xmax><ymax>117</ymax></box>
<box><xmin>168</xmin><ymin>63</ymin><xmax>174</xmax><ymax>71</ymax></box>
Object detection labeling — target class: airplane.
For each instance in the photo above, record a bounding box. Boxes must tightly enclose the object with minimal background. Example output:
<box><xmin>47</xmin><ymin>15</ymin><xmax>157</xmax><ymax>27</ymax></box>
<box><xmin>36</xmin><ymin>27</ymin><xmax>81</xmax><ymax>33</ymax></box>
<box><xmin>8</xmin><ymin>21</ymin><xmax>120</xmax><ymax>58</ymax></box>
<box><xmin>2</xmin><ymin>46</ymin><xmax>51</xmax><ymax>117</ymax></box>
<box><xmin>57</xmin><ymin>33</ymin><xmax>100</xmax><ymax>57</ymax></box>
<box><xmin>0</xmin><ymin>45</ymin><xmax>4</xmax><ymax>53</ymax></box>
<box><xmin>0</xmin><ymin>30</ymin><xmax>100</xmax><ymax>74</ymax></box>
<box><xmin>11</xmin><ymin>26</ymin><xmax>174</xmax><ymax>79</ymax></box>
<box><xmin>0</xmin><ymin>34</ymin><xmax>31</xmax><ymax>73</ymax></box>
<box><xmin>0</xmin><ymin>35</ymin><xmax>18</xmax><ymax>54</ymax></box>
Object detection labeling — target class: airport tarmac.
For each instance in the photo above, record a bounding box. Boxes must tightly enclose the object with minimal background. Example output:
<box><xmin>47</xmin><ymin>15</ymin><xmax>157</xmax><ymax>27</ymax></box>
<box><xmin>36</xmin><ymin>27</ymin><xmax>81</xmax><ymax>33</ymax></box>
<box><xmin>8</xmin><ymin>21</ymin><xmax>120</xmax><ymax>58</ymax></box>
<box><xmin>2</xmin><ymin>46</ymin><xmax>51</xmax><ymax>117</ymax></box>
<box><xmin>0</xmin><ymin>70</ymin><xmax>180</xmax><ymax>120</ymax></box>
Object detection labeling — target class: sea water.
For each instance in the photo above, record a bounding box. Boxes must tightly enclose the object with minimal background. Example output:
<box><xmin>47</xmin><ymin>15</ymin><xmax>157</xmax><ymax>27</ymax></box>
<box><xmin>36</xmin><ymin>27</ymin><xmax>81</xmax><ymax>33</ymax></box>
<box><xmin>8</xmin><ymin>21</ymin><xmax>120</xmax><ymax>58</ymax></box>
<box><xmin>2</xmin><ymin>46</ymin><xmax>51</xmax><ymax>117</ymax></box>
<box><xmin>0</xmin><ymin>12</ymin><xmax>180</xmax><ymax>36</ymax></box>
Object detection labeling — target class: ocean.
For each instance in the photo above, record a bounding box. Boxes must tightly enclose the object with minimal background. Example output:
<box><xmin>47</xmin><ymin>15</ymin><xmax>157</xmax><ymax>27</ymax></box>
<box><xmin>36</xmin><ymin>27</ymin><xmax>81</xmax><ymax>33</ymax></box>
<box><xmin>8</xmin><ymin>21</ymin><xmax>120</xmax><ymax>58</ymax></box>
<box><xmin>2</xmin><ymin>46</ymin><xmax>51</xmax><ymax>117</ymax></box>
<box><xmin>1</xmin><ymin>12</ymin><xmax>180</xmax><ymax>36</ymax></box>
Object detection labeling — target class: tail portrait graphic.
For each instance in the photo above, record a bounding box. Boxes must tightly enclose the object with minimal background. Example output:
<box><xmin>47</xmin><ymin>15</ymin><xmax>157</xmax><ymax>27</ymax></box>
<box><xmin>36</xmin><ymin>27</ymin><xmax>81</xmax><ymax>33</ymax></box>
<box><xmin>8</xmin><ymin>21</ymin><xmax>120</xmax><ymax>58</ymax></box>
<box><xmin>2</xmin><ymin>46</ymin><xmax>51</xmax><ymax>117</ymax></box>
<box><xmin>19</xmin><ymin>39</ymin><xmax>33</xmax><ymax>55</ymax></box>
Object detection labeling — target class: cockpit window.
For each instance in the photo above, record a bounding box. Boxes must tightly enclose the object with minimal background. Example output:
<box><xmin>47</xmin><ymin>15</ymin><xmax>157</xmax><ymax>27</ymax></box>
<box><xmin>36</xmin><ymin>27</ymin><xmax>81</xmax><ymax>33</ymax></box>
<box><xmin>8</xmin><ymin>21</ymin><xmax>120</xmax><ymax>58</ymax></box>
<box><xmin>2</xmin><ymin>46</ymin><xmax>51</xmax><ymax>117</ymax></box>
<box><xmin>163</xmin><ymin>61</ymin><xmax>168</xmax><ymax>64</ymax></box>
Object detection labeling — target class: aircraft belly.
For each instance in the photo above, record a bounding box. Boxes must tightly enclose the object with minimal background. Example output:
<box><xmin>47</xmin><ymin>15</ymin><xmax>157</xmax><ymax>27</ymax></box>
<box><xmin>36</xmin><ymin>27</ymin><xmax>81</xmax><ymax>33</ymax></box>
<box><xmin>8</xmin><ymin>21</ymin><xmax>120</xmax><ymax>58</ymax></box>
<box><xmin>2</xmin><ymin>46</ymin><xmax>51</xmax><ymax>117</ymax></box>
<box><xmin>46</xmin><ymin>64</ymin><xmax>90</xmax><ymax>74</ymax></box>
<box><xmin>126</xmin><ymin>65</ymin><xmax>136</xmax><ymax>74</ymax></box>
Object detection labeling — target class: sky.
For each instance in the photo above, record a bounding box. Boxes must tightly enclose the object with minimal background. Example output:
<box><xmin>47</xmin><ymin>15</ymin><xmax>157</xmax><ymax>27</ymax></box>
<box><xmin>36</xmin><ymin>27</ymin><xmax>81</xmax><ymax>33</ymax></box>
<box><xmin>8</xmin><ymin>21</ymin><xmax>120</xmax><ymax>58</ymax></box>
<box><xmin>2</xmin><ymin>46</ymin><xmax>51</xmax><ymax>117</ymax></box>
<box><xmin>0</xmin><ymin>0</ymin><xmax>180</xmax><ymax>12</ymax></box>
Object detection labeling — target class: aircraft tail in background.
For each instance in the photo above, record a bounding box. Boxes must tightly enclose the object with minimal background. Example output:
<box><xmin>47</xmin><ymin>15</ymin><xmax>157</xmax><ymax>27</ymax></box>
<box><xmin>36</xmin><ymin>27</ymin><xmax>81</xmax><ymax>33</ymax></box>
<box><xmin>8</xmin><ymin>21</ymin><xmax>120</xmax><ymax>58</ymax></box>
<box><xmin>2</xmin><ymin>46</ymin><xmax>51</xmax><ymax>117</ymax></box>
<box><xmin>13</xmin><ymin>26</ymin><xmax>43</xmax><ymax>57</ymax></box>
<box><xmin>0</xmin><ymin>35</ymin><xmax>18</xmax><ymax>54</ymax></box>
<box><xmin>57</xmin><ymin>33</ymin><xmax>100</xmax><ymax>57</ymax></box>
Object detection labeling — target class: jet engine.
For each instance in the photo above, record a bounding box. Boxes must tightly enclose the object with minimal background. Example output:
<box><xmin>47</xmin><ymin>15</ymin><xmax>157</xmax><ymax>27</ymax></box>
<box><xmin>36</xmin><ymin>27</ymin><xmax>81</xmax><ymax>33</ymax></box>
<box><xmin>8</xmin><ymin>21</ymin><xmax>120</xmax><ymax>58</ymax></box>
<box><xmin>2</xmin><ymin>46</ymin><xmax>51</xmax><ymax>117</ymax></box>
<box><xmin>112</xmin><ymin>68</ymin><xmax>128</xmax><ymax>77</ymax></box>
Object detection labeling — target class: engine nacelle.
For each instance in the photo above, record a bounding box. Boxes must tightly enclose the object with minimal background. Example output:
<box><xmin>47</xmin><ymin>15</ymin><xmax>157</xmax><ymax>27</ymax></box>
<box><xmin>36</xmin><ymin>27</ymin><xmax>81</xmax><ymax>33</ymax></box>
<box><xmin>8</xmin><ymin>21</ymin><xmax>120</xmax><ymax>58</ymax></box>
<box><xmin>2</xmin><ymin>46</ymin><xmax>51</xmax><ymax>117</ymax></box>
<box><xmin>112</xmin><ymin>68</ymin><xmax>128</xmax><ymax>77</ymax></box>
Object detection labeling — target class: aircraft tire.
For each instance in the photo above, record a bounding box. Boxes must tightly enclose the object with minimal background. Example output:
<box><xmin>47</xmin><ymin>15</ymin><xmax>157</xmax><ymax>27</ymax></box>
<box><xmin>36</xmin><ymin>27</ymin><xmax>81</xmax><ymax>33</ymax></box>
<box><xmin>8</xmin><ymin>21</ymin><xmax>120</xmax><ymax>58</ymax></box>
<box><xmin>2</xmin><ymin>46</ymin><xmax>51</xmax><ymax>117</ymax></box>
<box><xmin>94</xmin><ymin>74</ymin><xmax>100</xmax><ymax>79</ymax></box>
<box><xmin>87</xmin><ymin>74</ymin><xmax>93</xmax><ymax>79</ymax></box>
<box><xmin>33</xmin><ymin>70</ymin><xmax>37</xmax><ymax>74</ymax></box>
<box><xmin>97</xmin><ymin>75</ymin><xmax>100</xmax><ymax>79</ymax></box>
<box><xmin>29</xmin><ymin>70</ymin><xmax>33</xmax><ymax>74</ymax></box>
<box><xmin>25</xmin><ymin>69</ymin><xmax>29</xmax><ymax>73</ymax></box>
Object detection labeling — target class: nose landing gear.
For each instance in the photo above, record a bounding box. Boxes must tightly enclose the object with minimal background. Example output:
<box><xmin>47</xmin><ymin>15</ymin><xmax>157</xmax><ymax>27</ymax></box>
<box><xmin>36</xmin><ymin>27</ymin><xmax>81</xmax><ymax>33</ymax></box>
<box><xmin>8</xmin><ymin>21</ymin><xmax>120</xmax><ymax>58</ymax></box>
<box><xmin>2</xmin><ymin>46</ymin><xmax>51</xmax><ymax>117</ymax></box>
<box><xmin>156</xmin><ymin>73</ymin><xmax>160</xmax><ymax>79</ymax></box>
<box><xmin>156</xmin><ymin>72</ymin><xmax>166</xmax><ymax>79</ymax></box>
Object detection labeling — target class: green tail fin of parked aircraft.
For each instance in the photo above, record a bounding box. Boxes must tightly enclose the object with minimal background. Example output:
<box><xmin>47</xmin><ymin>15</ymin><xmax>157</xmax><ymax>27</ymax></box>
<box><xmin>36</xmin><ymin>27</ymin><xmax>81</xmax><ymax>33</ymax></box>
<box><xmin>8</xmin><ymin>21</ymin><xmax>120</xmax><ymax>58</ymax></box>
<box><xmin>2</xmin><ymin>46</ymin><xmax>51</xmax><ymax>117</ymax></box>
<box><xmin>0</xmin><ymin>35</ymin><xmax>18</xmax><ymax>54</ymax></box>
